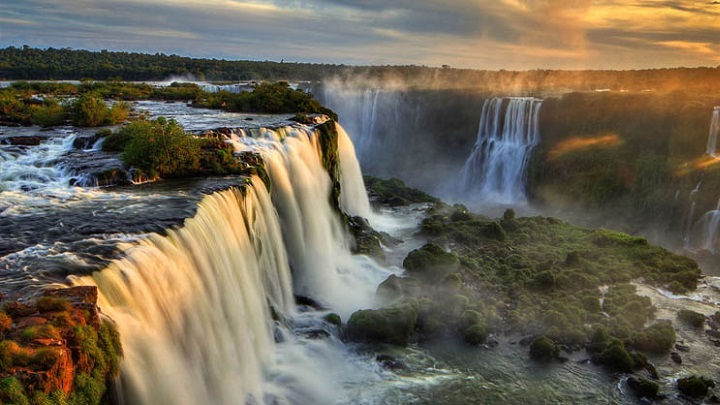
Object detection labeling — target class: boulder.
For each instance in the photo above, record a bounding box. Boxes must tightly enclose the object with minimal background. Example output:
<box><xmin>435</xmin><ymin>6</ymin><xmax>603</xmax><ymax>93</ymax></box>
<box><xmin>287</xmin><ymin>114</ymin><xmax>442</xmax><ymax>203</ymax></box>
<box><xmin>403</xmin><ymin>244</ymin><xmax>460</xmax><ymax>282</ymax></box>
<box><xmin>346</xmin><ymin>304</ymin><xmax>417</xmax><ymax>346</ymax></box>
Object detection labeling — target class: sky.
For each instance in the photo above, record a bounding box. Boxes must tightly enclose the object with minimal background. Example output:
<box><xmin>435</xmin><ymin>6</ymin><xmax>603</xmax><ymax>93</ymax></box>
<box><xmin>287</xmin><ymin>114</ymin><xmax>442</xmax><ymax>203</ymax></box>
<box><xmin>2</xmin><ymin>0</ymin><xmax>720</xmax><ymax>70</ymax></box>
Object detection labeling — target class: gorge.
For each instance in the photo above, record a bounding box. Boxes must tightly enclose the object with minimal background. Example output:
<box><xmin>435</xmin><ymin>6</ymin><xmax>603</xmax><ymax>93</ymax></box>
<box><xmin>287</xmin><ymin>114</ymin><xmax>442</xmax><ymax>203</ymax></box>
<box><xmin>1</xmin><ymin>77</ymin><xmax>720</xmax><ymax>404</ymax></box>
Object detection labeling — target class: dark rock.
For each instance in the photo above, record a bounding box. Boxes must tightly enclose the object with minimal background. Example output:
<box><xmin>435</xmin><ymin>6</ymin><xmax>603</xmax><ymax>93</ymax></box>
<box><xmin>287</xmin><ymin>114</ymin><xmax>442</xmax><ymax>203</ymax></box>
<box><xmin>671</xmin><ymin>351</ymin><xmax>683</xmax><ymax>364</ymax></box>
<box><xmin>72</xmin><ymin>134</ymin><xmax>101</xmax><ymax>150</ymax></box>
<box><xmin>376</xmin><ymin>354</ymin><xmax>405</xmax><ymax>370</ymax></box>
<box><xmin>675</xmin><ymin>343</ymin><xmax>690</xmax><ymax>352</ymax></box>
<box><xmin>706</xmin><ymin>329</ymin><xmax>720</xmax><ymax>339</ymax></box>
<box><xmin>295</xmin><ymin>295</ymin><xmax>325</xmax><ymax>310</ymax></box>
<box><xmin>3</xmin><ymin>136</ymin><xmax>42</xmax><ymax>146</ymax></box>
<box><xmin>628</xmin><ymin>377</ymin><xmax>659</xmax><ymax>399</ymax></box>
<box><xmin>305</xmin><ymin>329</ymin><xmax>331</xmax><ymax>339</ymax></box>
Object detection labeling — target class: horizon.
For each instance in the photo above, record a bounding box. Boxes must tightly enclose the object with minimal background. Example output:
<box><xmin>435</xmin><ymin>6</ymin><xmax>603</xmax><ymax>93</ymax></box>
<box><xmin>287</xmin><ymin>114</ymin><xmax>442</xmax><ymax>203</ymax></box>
<box><xmin>4</xmin><ymin>45</ymin><xmax>720</xmax><ymax>74</ymax></box>
<box><xmin>3</xmin><ymin>1</ymin><xmax>720</xmax><ymax>70</ymax></box>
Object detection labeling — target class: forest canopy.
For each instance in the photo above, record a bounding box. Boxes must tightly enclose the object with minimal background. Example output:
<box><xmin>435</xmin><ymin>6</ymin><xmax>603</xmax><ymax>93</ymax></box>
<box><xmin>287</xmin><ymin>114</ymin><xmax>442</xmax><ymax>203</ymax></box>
<box><xmin>2</xmin><ymin>46</ymin><xmax>719</xmax><ymax>93</ymax></box>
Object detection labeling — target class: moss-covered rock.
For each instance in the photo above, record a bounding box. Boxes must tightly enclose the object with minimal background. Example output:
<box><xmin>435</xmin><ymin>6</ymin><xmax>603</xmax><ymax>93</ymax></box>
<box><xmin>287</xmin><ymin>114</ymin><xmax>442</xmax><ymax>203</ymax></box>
<box><xmin>364</xmin><ymin>176</ymin><xmax>439</xmax><ymax>206</ymax></box>
<box><xmin>346</xmin><ymin>304</ymin><xmax>417</xmax><ymax>346</ymax></box>
<box><xmin>627</xmin><ymin>377</ymin><xmax>659</xmax><ymax>399</ymax></box>
<box><xmin>0</xmin><ymin>287</ymin><xmax>122</xmax><ymax>405</ymax></box>
<box><xmin>677</xmin><ymin>309</ymin><xmax>705</xmax><ymax>328</ymax></box>
<box><xmin>596</xmin><ymin>340</ymin><xmax>635</xmax><ymax>373</ymax></box>
<box><xmin>677</xmin><ymin>375</ymin><xmax>715</xmax><ymax>398</ymax></box>
<box><xmin>529</xmin><ymin>336</ymin><xmax>559</xmax><ymax>362</ymax></box>
<box><xmin>403</xmin><ymin>244</ymin><xmax>460</xmax><ymax>282</ymax></box>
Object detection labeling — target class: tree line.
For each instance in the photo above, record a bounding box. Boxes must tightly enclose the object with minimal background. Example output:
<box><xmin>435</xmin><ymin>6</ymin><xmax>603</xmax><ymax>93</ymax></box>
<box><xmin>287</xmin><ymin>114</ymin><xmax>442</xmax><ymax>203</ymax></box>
<box><xmin>2</xmin><ymin>46</ymin><xmax>719</xmax><ymax>93</ymax></box>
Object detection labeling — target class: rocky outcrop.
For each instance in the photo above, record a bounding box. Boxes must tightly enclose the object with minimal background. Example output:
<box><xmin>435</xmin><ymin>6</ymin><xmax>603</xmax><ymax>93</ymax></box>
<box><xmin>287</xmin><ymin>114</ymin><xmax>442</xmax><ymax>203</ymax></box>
<box><xmin>0</xmin><ymin>286</ymin><xmax>122</xmax><ymax>404</ymax></box>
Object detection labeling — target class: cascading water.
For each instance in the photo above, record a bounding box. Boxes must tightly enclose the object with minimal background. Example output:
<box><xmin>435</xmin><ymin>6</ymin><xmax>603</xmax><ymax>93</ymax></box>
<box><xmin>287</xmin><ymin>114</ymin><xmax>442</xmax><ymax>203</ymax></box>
<box><xmin>69</xmin><ymin>120</ymin><xmax>394</xmax><ymax>404</ymax></box>
<box><xmin>459</xmin><ymin>97</ymin><xmax>542</xmax><ymax>204</ymax></box>
<box><xmin>71</xmin><ymin>181</ymin><xmax>294</xmax><ymax>405</ymax></box>
<box><xmin>696</xmin><ymin>197</ymin><xmax>720</xmax><ymax>253</ymax></box>
<box><xmin>706</xmin><ymin>107</ymin><xmax>720</xmax><ymax>157</ymax></box>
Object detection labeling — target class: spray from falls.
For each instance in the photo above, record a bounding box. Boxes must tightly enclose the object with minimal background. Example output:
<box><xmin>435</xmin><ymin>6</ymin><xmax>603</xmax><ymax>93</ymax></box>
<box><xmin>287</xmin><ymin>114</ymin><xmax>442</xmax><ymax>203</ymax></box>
<box><xmin>707</xmin><ymin>107</ymin><xmax>720</xmax><ymax>157</ymax></box>
<box><xmin>459</xmin><ymin>97</ymin><xmax>542</xmax><ymax>204</ymax></box>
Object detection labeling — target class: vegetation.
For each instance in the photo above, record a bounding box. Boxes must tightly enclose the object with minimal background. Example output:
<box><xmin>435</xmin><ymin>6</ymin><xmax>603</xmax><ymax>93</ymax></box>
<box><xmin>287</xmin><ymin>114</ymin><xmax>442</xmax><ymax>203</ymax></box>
<box><xmin>0</xmin><ymin>87</ymin><xmax>128</xmax><ymax>127</ymax></box>
<box><xmin>346</xmin><ymin>196</ymin><xmax>702</xmax><ymax>380</ymax></box>
<box><xmin>363</xmin><ymin>176</ymin><xmax>439</xmax><ymax>206</ymax></box>
<box><xmin>677</xmin><ymin>375</ymin><xmax>715</xmax><ymax>398</ymax></box>
<box><xmin>2</xmin><ymin>47</ymin><xmax>720</xmax><ymax>94</ymax></box>
<box><xmin>627</xmin><ymin>377</ymin><xmax>659</xmax><ymax>399</ymax></box>
<box><xmin>529</xmin><ymin>336</ymin><xmax>559</xmax><ymax>362</ymax></box>
<box><xmin>530</xmin><ymin>90</ymin><xmax>720</xmax><ymax>245</ymax></box>
<box><xmin>0</xmin><ymin>287</ymin><xmax>122</xmax><ymax>405</ymax></box>
<box><xmin>677</xmin><ymin>309</ymin><xmax>705</xmax><ymax>328</ymax></box>
<box><xmin>101</xmin><ymin>117</ymin><xmax>257</xmax><ymax>180</ymax></box>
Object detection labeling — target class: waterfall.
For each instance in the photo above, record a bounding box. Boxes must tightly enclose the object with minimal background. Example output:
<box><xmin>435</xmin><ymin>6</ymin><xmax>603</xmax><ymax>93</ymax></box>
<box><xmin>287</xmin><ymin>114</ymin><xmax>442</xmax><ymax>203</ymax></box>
<box><xmin>320</xmin><ymin>85</ymin><xmax>381</xmax><ymax>164</ymax></box>
<box><xmin>707</xmin><ymin>107</ymin><xmax>720</xmax><ymax>157</ymax></box>
<box><xmin>698</xmin><ymin>197</ymin><xmax>720</xmax><ymax>253</ymax></box>
<box><xmin>69</xmin><ymin>121</ymin><xmax>389</xmax><ymax>404</ymax></box>
<box><xmin>71</xmin><ymin>180</ymin><xmax>294</xmax><ymax>404</ymax></box>
<box><xmin>459</xmin><ymin>97</ymin><xmax>542</xmax><ymax>204</ymax></box>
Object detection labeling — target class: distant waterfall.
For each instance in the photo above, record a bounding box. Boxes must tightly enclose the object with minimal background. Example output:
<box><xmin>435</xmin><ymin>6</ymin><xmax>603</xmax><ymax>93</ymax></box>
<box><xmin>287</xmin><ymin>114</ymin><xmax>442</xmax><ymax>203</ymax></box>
<box><xmin>707</xmin><ymin>107</ymin><xmax>720</xmax><ymax>157</ymax></box>
<box><xmin>697</xmin><ymin>197</ymin><xmax>720</xmax><ymax>253</ymax></box>
<box><xmin>71</xmin><ymin>122</ymin><xmax>388</xmax><ymax>405</ymax></box>
<box><xmin>459</xmin><ymin>97</ymin><xmax>542</xmax><ymax>204</ymax></box>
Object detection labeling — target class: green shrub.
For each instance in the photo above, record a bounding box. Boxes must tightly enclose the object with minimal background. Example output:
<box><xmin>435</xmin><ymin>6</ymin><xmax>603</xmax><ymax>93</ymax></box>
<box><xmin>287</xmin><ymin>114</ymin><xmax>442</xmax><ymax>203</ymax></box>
<box><xmin>529</xmin><ymin>336</ymin><xmax>558</xmax><ymax>362</ymax></box>
<box><xmin>597</xmin><ymin>340</ymin><xmax>635</xmax><ymax>372</ymax></box>
<box><xmin>633</xmin><ymin>320</ymin><xmax>675</xmax><ymax>354</ymax></box>
<box><xmin>70</xmin><ymin>93</ymin><xmax>109</xmax><ymax>127</ymax></box>
<box><xmin>108</xmin><ymin>101</ymin><xmax>130</xmax><ymax>124</ymax></box>
<box><xmin>677</xmin><ymin>375</ymin><xmax>715</xmax><ymax>398</ymax></box>
<box><xmin>29</xmin><ymin>100</ymin><xmax>65</xmax><ymax>127</ymax></box>
<box><xmin>121</xmin><ymin>118</ymin><xmax>201</xmax><ymax>178</ymax></box>
<box><xmin>463</xmin><ymin>323</ymin><xmax>488</xmax><ymax>345</ymax></box>
<box><xmin>677</xmin><ymin>309</ymin><xmax>705</xmax><ymax>328</ymax></box>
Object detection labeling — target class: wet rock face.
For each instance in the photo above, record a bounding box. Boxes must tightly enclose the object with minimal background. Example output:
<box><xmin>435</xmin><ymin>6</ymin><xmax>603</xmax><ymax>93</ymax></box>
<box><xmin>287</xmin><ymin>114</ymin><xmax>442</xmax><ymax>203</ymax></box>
<box><xmin>0</xmin><ymin>286</ymin><xmax>121</xmax><ymax>404</ymax></box>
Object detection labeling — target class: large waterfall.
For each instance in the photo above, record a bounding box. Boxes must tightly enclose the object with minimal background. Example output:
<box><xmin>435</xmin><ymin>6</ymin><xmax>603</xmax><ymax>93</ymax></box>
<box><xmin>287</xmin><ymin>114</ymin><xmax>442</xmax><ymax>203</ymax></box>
<box><xmin>70</xmin><ymin>122</ymin><xmax>392</xmax><ymax>404</ymax></box>
<box><xmin>459</xmin><ymin>97</ymin><xmax>542</xmax><ymax>204</ymax></box>
<box><xmin>707</xmin><ymin>107</ymin><xmax>720</xmax><ymax>157</ymax></box>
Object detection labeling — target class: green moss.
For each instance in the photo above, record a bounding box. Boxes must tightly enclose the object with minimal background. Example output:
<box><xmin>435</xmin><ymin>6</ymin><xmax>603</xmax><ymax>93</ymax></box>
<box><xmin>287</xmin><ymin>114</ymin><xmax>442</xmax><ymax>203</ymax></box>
<box><xmin>677</xmin><ymin>309</ymin><xmax>705</xmax><ymax>328</ymax></box>
<box><xmin>363</xmin><ymin>176</ymin><xmax>439</xmax><ymax>206</ymax></box>
<box><xmin>627</xmin><ymin>377</ymin><xmax>659</xmax><ymax>399</ymax></box>
<box><xmin>0</xmin><ymin>377</ymin><xmax>30</xmax><ymax>405</ymax></box>
<box><xmin>323</xmin><ymin>313</ymin><xmax>342</xmax><ymax>327</ymax></box>
<box><xmin>346</xmin><ymin>304</ymin><xmax>417</xmax><ymax>346</ymax></box>
<box><xmin>633</xmin><ymin>321</ymin><xmax>675</xmax><ymax>354</ymax></box>
<box><xmin>315</xmin><ymin>120</ymin><xmax>341</xmax><ymax>213</ymax></box>
<box><xmin>677</xmin><ymin>375</ymin><xmax>715</xmax><ymax>398</ymax></box>
<box><xmin>403</xmin><ymin>244</ymin><xmax>460</xmax><ymax>282</ymax></box>
<box><xmin>36</xmin><ymin>297</ymin><xmax>72</xmax><ymax>313</ymax></box>
<box><xmin>529</xmin><ymin>336</ymin><xmax>559</xmax><ymax>362</ymax></box>
<box><xmin>597</xmin><ymin>340</ymin><xmax>635</xmax><ymax>372</ymax></box>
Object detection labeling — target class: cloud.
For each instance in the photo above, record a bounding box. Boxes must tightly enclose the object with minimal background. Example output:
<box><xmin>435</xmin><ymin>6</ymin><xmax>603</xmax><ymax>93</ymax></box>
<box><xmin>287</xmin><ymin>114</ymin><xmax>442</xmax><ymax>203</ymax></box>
<box><xmin>2</xmin><ymin>0</ymin><xmax>719</xmax><ymax>69</ymax></box>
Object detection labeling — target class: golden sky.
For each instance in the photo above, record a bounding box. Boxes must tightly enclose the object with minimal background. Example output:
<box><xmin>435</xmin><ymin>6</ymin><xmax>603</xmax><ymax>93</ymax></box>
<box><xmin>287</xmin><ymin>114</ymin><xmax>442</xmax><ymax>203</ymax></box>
<box><xmin>2</xmin><ymin>0</ymin><xmax>719</xmax><ymax>69</ymax></box>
